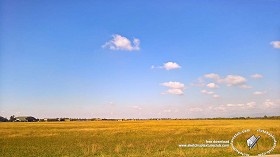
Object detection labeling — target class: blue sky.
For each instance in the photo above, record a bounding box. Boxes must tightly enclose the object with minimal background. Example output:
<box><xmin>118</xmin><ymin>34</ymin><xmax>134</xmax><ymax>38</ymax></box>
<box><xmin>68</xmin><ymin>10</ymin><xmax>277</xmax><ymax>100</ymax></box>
<box><xmin>1</xmin><ymin>0</ymin><xmax>280</xmax><ymax>118</ymax></box>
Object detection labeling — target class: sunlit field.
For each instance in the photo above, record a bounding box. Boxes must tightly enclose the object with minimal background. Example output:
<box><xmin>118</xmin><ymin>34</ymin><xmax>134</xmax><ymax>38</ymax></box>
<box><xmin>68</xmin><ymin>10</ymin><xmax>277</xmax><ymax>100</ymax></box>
<box><xmin>0</xmin><ymin>120</ymin><xmax>279</xmax><ymax>157</ymax></box>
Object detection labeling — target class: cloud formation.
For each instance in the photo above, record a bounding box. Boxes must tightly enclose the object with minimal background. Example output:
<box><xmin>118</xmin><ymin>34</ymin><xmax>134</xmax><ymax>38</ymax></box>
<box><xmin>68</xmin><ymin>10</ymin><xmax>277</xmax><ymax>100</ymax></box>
<box><xmin>271</xmin><ymin>41</ymin><xmax>280</xmax><ymax>49</ymax></box>
<box><xmin>213</xmin><ymin>102</ymin><xmax>256</xmax><ymax>112</ymax></box>
<box><xmin>162</xmin><ymin>88</ymin><xmax>184</xmax><ymax>95</ymax></box>
<box><xmin>206</xmin><ymin>83</ymin><xmax>219</xmax><ymax>88</ymax></box>
<box><xmin>163</xmin><ymin>62</ymin><xmax>181</xmax><ymax>70</ymax></box>
<box><xmin>225</xmin><ymin>102</ymin><xmax>256</xmax><ymax>109</ymax></box>
<box><xmin>103</xmin><ymin>34</ymin><xmax>140</xmax><ymax>51</ymax></box>
<box><xmin>161</xmin><ymin>81</ymin><xmax>185</xmax><ymax>95</ymax></box>
<box><xmin>263</xmin><ymin>99</ymin><xmax>277</xmax><ymax>108</ymax></box>
<box><xmin>253</xmin><ymin>91</ymin><xmax>266</xmax><ymax>95</ymax></box>
<box><xmin>161</xmin><ymin>81</ymin><xmax>185</xmax><ymax>89</ymax></box>
<box><xmin>239</xmin><ymin>85</ymin><xmax>252</xmax><ymax>89</ymax></box>
<box><xmin>212</xmin><ymin>94</ymin><xmax>220</xmax><ymax>98</ymax></box>
<box><xmin>151</xmin><ymin>62</ymin><xmax>181</xmax><ymax>70</ymax></box>
<box><xmin>189</xmin><ymin>107</ymin><xmax>203</xmax><ymax>112</ymax></box>
<box><xmin>204</xmin><ymin>73</ymin><xmax>221</xmax><ymax>81</ymax></box>
<box><xmin>251</xmin><ymin>74</ymin><xmax>263</xmax><ymax>79</ymax></box>
<box><xmin>204</xmin><ymin>73</ymin><xmax>248</xmax><ymax>88</ymax></box>
<box><xmin>201</xmin><ymin>89</ymin><xmax>220</xmax><ymax>98</ymax></box>
<box><xmin>221</xmin><ymin>75</ymin><xmax>247</xmax><ymax>86</ymax></box>
<box><xmin>201</xmin><ymin>89</ymin><xmax>214</xmax><ymax>95</ymax></box>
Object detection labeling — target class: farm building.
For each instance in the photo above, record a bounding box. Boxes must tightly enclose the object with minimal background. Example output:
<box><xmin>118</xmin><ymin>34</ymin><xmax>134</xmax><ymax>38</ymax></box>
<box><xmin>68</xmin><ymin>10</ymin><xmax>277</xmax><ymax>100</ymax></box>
<box><xmin>44</xmin><ymin>118</ymin><xmax>59</xmax><ymax>122</ymax></box>
<box><xmin>15</xmin><ymin>116</ymin><xmax>38</xmax><ymax>122</ymax></box>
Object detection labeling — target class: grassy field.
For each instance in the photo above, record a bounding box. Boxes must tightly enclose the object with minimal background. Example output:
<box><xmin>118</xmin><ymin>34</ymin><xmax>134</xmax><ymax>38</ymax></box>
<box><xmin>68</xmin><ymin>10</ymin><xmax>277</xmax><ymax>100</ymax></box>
<box><xmin>0</xmin><ymin>120</ymin><xmax>279</xmax><ymax>157</ymax></box>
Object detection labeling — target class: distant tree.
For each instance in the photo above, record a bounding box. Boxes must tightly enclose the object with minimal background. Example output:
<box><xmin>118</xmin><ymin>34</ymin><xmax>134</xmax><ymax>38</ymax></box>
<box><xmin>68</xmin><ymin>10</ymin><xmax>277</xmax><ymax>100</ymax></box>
<box><xmin>264</xmin><ymin>115</ymin><xmax>268</xmax><ymax>119</ymax></box>
<box><xmin>0</xmin><ymin>116</ymin><xmax>8</xmax><ymax>122</ymax></box>
<box><xmin>9</xmin><ymin>115</ymin><xmax>16</xmax><ymax>122</ymax></box>
<box><xmin>26</xmin><ymin>116</ymin><xmax>38</xmax><ymax>122</ymax></box>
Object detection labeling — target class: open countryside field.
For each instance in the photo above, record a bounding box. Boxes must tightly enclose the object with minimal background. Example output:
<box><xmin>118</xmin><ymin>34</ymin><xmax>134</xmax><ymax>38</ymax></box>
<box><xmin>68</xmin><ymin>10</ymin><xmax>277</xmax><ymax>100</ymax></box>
<box><xmin>0</xmin><ymin>120</ymin><xmax>279</xmax><ymax>157</ymax></box>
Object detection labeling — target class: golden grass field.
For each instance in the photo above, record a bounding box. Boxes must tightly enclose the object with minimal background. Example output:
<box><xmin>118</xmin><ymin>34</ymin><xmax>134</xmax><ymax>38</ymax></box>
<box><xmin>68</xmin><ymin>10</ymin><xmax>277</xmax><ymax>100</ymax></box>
<box><xmin>0</xmin><ymin>120</ymin><xmax>279</xmax><ymax>157</ymax></box>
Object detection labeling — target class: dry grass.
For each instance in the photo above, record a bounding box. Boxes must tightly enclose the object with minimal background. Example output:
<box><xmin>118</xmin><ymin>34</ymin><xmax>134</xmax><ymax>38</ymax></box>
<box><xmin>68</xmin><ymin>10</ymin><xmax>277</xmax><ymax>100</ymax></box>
<box><xmin>0</xmin><ymin>120</ymin><xmax>279</xmax><ymax>156</ymax></box>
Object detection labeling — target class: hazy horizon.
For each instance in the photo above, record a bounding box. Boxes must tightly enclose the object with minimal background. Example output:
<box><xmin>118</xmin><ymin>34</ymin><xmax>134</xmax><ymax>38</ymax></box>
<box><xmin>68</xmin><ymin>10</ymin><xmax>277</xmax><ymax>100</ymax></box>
<box><xmin>1</xmin><ymin>0</ymin><xmax>280</xmax><ymax>119</ymax></box>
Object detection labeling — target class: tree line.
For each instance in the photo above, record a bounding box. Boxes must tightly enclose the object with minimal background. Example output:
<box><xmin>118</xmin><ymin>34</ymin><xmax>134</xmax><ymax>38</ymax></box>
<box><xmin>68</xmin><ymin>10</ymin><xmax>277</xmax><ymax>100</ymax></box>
<box><xmin>1</xmin><ymin>115</ymin><xmax>280</xmax><ymax>122</ymax></box>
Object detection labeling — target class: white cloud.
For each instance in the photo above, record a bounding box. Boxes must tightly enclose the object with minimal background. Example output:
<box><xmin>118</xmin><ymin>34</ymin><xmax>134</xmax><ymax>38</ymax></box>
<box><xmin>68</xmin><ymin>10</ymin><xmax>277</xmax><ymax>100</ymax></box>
<box><xmin>264</xmin><ymin>100</ymin><xmax>274</xmax><ymax>108</ymax></box>
<box><xmin>225</xmin><ymin>103</ymin><xmax>244</xmax><ymax>107</ymax></box>
<box><xmin>209</xmin><ymin>102</ymin><xmax>256</xmax><ymax>113</ymax></box>
<box><xmin>271</xmin><ymin>41</ymin><xmax>280</xmax><ymax>49</ymax></box>
<box><xmin>225</xmin><ymin>102</ymin><xmax>256</xmax><ymax>109</ymax></box>
<box><xmin>190</xmin><ymin>78</ymin><xmax>205</xmax><ymax>87</ymax></box>
<box><xmin>161</xmin><ymin>81</ymin><xmax>185</xmax><ymax>89</ymax></box>
<box><xmin>206</xmin><ymin>83</ymin><xmax>219</xmax><ymax>89</ymax></box>
<box><xmin>239</xmin><ymin>85</ymin><xmax>252</xmax><ymax>89</ymax></box>
<box><xmin>201</xmin><ymin>90</ymin><xmax>220</xmax><ymax>99</ymax></box>
<box><xmin>246</xmin><ymin>102</ymin><xmax>257</xmax><ymax>108</ymax></box>
<box><xmin>221</xmin><ymin>75</ymin><xmax>247</xmax><ymax>86</ymax></box>
<box><xmin>212</xmin><ymin>94</ymin><xmax>220</xmax><ymax>98</ymax></box>
<box><xmin>103</xmin><ymin>34</ymin><xmax>140</xmax><ymax>51</ymax></box>
<box><xmin>163</xmin><ymin>62</ymin><xmax>181</xmax><ymax>70</ymax></box>
<box><xmin>253</xmin><ymin>91</ymin><xmax>266</xmax><ymax>95</ymax></box>
<box><xmin>161</xmin><ymin>81</ymin><xmax>185</xmax><ymax>95</ymax></box>
<box><xmin>263</xmin><ymin>99</ymin><xmax>277</xmax><ymax>108</ymax></box>
<box><xmin>251</xmin><ymin>74</ymin><xmax>263</xmax><ymax>79</ymax></box>
<box><xmin>201</xmin><ymin>89</ymin><xmax>214</xmax><ymax>95</ymax></box>
<box><xmin>189</xmin><ymin>107</ymin><xmax>203</xmax><ymax>112</ymax></box>
<box><xmin>212</xmin><ymin>106</ymin><xmax>226</xmax><ymax>112</ymax></box>
<box><xmin>152</xmin><ymin>62</ymin><xmax>181</xmax><ymax>70</ymax></box>
<box><xmin>162</xmin><ymin>88</ymin><xmax>184</xmax><ymax>95</ymax></box>
<box><xmin>204</xmin><ymin>73</ymin><xmax>249</xmax><ymax>88</ymax></box>
<box><xmin>204</xmin><ymin>73</ymin><xmax>221</xmax><ymax>81</ymax></box>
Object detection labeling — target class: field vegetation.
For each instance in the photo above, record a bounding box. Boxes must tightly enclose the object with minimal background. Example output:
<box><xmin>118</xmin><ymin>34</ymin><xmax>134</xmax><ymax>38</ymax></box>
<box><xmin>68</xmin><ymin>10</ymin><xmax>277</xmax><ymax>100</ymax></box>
<box><xmin>0</xmin><ymin>120</ymin><xmax>279</xmax><ymax>157</ymax></box>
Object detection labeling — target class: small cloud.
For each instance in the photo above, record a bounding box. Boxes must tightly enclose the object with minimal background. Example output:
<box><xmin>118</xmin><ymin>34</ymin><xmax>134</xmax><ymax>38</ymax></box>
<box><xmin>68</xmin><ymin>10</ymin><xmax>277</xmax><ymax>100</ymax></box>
<box><xmin>201</xmin><ymin>89</ymin><xmax>220</xmax><ymax>99</ymax></box>
<box><xmin>152</xmin><ymin>62</ymin><xmax>181</xmax><ymax>70</ymax></box>
<box><xmin>253</xmin><ymin>91</ymin><xmax>266</xmax><ymax>95</ymax></box>
<box><xmin>263</xmin><ymin>99</ymin><xmax>275</xmax><ymax>108</ymax></box>
<box><xmin>225</xmin><ymin>102</ymin><xmax>256</xmax><ymax>109</ymax></box>
<box><xmin>271</xmin><ymin>41</ymin><xmax>280</xmax><ymax>49</ymax></box>
<box><xmin>239</xmin><ymin>84</ymin><xmax>252</xmax><ymax>89</ymax></box>
<box><xmin>204</xmin><ymin>73</ymin><xmax>249</xmax><ymax>88</ymax></box>
<box><xmin>206</xmin><ymin>83</ymin><xmax>219</xmax><ymax>89</ymax></box>
<box><xmin>212</xmin><ymin>94</ymin><xmax>220</xmax><ymax>98</ymax></box>
<box><xmin>251</xmin><ymin>74</ymin><xmax>263</xmax><ymax>79</ymax></box>
<box><xmin>161</xmin><ymin>88</ymin><xmax>184</xmax><ymax>95</ymax></box>
<box><xmin>263</xmin><ymin>99</ymin><xmax>280</xmax><ymax>108</ymax></box>
<box><xmin>161</xmin><ymin>81</ymin><xmax>185</xmax><ymax>89</ymax></box>
<box><xmin>212</xmin><ymin>106</ymin><xmax>226</xmax><ymax>112</ymax></box>
<box><xmin>189</xmin><ymin>107</ymin><xmax>203</xmax><ymax>112</ymax></box>
<box><xmin>201</xmin><ymin>89</ymin><xmax>214</xmax><ymax>95</ymax></box>
<box><xmin>246</xmin><ymin>102</ymin><xmax>256</xmax><ymax>108</ymax></box>
<box><xmin>103</xmin><ymin>34</ymin><xmax>140</xmax><ymax>51</ymax></box>
<box><xmin>226</xmin><ymin>103</ymin><xmax>244</xmax><ymax>107</ymax></box>
<box><xmin>221</xmin><ymin>75</ymin><xmax>247</xmax><ymax>86</ymax></box>
<box><xmin>151</xmin><ymin>65</ymin><xmax>162</xmax><ymax>69</ymax></box>
<box><xmin>190</xmin><ymin>77</ymin><xmax>205</xmax><ymax>87</ymax></box>
<box><xmin>163</xmin><ymin>62</ymin><xmax>181</xmax><ymax>70</ymax></box>
<box><xmin>161</xmin><ymin>81</ymin><xmax>185</xmax><ymax>95</ymax></box>
<box><xmin>204</xmin><ymin>73</ymin><xmax>221</xmax><ymax>81</ymax></box>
